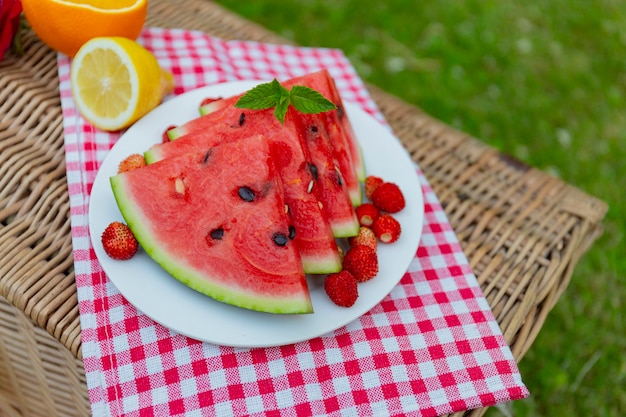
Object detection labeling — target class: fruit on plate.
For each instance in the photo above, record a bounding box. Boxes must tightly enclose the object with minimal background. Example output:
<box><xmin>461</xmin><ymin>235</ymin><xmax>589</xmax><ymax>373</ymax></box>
<box><xmin>147</xmin><ymin>111</ymin><xmax>346</xmax><ymax>273</ymax></box>
<box><xmin>110</xmin><ymin>135</ymin><xmax>313</xmax><ymax>314</ymax></box>
<box><xmin>70</xmin><ymin>37</ymin><xmax>174</xmax><ymax>131</ymax></box>
<box><xmin>324</xmin><ymin>270</ymin><xmax>358</xmax><ymax>308</ymax></box>
<box><xmin>101</xmin><ymin>221</ymin><xmax>138</xmax><ymax>260</ymax></box>
<box><xmin>342</xmin><ymin>244</ymin><xmax>379</xmax><ymax>283</ymax></box>
<box><xmin>285</xmin><ymin>70</ymin><xmax>365</xmax><ymax>204</ymax></box>
<box><xmin>372</xmin><ymin>213</ymin><xmax>402</xmax><ymax>243</ymax></box>
<box><xmin>371</xmin><ymin>181</ymin><xmax>406</xmax><ymax>213</ymax></box>
<box><xmin>22</xmin><ymin>0</ymin><xmax>147</xmax><ymax>58</ymax></box>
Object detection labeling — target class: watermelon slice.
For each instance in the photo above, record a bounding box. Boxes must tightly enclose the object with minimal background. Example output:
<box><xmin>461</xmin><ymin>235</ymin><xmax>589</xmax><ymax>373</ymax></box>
<box><xmin>110</xmin><ymin>135</ymin><xmax>313</xmax><ymax>314</ymax></box>
<box><xmin>147</xmin><ymin>102</ymin><xmax>359</xmax><ymax>240</ymax></box>
<box><xmin>288</xmin><ymin>108</ymin><xmax>360</xmax><ymax>240</ymax></box>
<box><xmin>285</xmin><ymin>70</ymin><xmax>365</xmax><ymax>205</ymax></box>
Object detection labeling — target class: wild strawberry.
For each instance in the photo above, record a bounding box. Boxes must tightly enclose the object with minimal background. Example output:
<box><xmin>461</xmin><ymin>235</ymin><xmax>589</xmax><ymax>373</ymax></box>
<box><xmin>118</xmin><ymin>153</ymin><xmax>146</xmax><ymax>173</ymax></box>
<box><xmin>372</xmin><ymin>214</ymin><xmax>401</xmax><ymax>243</ymax></box>
<box><xmin>324</xmin><ymin>270</ymin><xmax>358</xmax><ymax>307</ymax></box>
<box><xmin>162</xmin><ymin>125</ymin><xmax>177</xmax><ymax>143</ymax></box>
<box><xmin>364</xmin><ymin>175</ymin><xmax>384</xmax><ymax>200</ymax></box>
<box><xmin>371</xmin><ymin>182</ymin><xmax>405</xmax><ymax>213</ymax></box>
<box><xmin>101</xmin><ymin>221</ymin><xmax>139</xmax><ymax>260</ymax></box>
<box><xmin>355</xmin><ymin>203</ymin><xmax>380</xmax><ymax>227</ymax></box>
<box><xmin>348</xmin><ymin>227</ymin><xmax>377</xmax><ymax>251</ymax></box>
<box><xmin>343</xmin><ymin>245</ymin><xmax>378</xmax><ymax>282</ymax></box>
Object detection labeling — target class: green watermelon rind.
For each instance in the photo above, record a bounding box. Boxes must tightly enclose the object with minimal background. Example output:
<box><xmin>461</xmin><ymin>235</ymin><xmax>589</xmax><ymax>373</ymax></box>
<box><xmin>329</xmin><ymin>216</ymin><xmax>360</xmax><ymax>238</ymax></box>
<box><xmin>109</xmin><ymin>175</ymin><xmax>314</xmax><ymax>315</ymax></box>
<box><xmin>301</xmin><ymin>252</ymin><xmax>342</xmax><ymax>275</ymax></box>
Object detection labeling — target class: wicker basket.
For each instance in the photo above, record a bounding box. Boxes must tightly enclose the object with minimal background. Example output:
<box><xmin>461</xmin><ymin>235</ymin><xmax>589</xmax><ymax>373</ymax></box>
<box><xmin>0</xmin><ymin>1</ymin><xmax>607</xmax><ymax>416</ymax></box>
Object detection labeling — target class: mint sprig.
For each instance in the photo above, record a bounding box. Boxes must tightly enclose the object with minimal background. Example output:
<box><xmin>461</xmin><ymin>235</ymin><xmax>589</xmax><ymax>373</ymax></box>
<box><xmin>235</xmin><ymin>79</ymin><xmax>336</xmax><ymax>124</ymax></box>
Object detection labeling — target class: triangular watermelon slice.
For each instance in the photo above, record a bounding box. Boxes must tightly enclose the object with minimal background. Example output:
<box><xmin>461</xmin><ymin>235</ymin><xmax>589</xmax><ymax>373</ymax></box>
<box><xmin>146</xmin><ymin>106</ymin><xmax>349</xmax><ymax>272</ymax></box>
<box><xmin>285</xmin><ymin>69</ymin><xmax>365</xmax><ymax>205</ymax></box>
<box><xmin>110</xmin><ymin>135</ymin><xmax>313</xmax><ymax>314</ymax></box>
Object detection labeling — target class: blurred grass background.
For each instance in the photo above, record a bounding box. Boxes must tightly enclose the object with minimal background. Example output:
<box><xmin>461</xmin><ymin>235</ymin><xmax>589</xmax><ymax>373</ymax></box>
<box><xmin>213</xmin><ymin>0</ymin><xmax>624</xmax><ymax>415</ymax></box>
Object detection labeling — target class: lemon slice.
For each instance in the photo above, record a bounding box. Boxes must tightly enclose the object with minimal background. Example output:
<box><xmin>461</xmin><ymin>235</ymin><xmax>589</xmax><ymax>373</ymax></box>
<box><xmin>70</xmin><ymin>37</ymin><xmax>174</xmax><ymax>131</ymax></box>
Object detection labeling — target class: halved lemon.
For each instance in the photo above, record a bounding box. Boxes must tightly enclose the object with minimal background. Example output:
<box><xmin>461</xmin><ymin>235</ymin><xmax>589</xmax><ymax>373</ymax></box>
<box><xmin>70</xmin><ymin>37</ymin><xmax>174</xmax><ymax>131</ymax></box>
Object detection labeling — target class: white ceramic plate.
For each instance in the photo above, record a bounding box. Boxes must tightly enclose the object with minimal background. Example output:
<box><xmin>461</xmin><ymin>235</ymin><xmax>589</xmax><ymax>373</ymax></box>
<box><xmin>89</xmin><ymin>80</ymin><xmax>424</xmax><ymax>348</ymax></box>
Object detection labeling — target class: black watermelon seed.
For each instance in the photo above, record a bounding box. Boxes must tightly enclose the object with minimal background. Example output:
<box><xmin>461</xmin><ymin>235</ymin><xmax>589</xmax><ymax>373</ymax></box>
<box><xmin>239</xmin><ymin>112</ymin><xmax>245</xmax><ymax>126</ymax></box>
<box><xmin>308</xmin><ymin>163</ymin><xmax>319</xmax><ymax>181</ymax></box>
<box><xmin>337</xmin><ymin>105</ymin><xmax>344</xmax><ymax>119</ymax></box>
<box><xmin>310</xmin><ymin>125</ymin><xmax>318</xmax><ymax>133</ymax></box>
<box><xmin>210</xmin><ymin>228</ymin><xmax>224</xmax><ymax>240</ymax></box>
<box><xmin>288</xmin><ymin>225</ymin><xmax>296</xmax><ymax>240</ymax></box>
<box><xmin>238</xmin><ymin>186</ymin><xmax>255</xmax><ymax>202</ymax></box>
<box><xmin>203</xmin><ymin>149</ymin><xmax>212</xmax><ymax>164</ymax></box>
<box><xmin>273</xmin><ymin>232</ymin><xmax>288</xmax><ymax>246</ymax></box>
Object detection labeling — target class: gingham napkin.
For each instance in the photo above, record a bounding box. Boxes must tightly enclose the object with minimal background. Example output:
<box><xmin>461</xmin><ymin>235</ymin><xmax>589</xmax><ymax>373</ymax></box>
<box><xmin>58</xmin><ymin>27</ymin><xmax>528</xmax><ymax>417</ymax></box>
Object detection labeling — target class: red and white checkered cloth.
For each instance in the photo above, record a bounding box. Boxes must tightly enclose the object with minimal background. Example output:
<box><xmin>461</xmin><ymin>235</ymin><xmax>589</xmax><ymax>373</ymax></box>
<box><xmin>58</xmin><ymin>28</ymin><xmax>529</xmax><ymax>417</ymax></box>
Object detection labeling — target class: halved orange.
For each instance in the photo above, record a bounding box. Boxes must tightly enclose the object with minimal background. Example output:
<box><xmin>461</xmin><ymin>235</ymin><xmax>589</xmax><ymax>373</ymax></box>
<box><xmin>22</xmin><ymin>0</ymin><xmax>147</xmax><ymax>57</ymax></box>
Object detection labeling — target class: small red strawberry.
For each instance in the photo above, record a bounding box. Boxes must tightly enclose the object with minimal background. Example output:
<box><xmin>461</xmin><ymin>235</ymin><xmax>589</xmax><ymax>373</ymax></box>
<box><xmin>348</xmin><ymin>227</ymin><xmax>377</xmax><ymax>251</ymax></box>
<box><xmin>118</xmin><ymin>153</ymin><xmax>146</xmax><ymax>174</ymax></box>
<box><xmin>343</xmin><ymin>245</ymin><xmax>378</xmax><ymax>282</ymax></box>
<box><xmin>101</xmin><ymin>221</ymin><xmax>139</xmax><ymax>260</ymax></box>
<box><xmin>364</xmin><ymin>175</ymin><xmax>383</xmax><ymax>200</ymax></box>
<box><xmin>355</xmin><ymin>203</ymin><xmax>380</xmax><ymax>227</ymax></box>
<box><xmin>371</xmin><ymin>182</ymin><xmax>405</xmax><ymax>213</ymax></box>
<box><xmin>372</xmin><ymin>214</ymin><xmax>401</xmax><ymax>243</ymax></box>
<box><xmin>324</xmin><ymin>270</ymin><xmax>359</xmax><ymax>307</ymax></box>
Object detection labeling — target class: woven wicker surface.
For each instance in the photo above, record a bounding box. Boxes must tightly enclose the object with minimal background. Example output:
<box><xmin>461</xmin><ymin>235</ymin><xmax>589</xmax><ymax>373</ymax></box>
<box><xmin>0</xmin><ymin>1</ymin><xmax>607</xmax><ymax>416</ymax></box>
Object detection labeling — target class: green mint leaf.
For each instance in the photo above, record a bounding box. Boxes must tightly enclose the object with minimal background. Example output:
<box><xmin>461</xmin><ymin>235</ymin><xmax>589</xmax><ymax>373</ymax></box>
<box><xmin>274</xmin><ymin>94</ymin><xmax>291</xmax><ymax>124</ymax></box>
<box><xmin>290</xmin><ymin>85</ymin><xmax>336</xmax><ymax>114</ymax></box>
<box><xmin>235</xmin><ymin>79</ymin><xmax>335</xmax><ymax>124</ymax></box>
<box><xmin>235</xmin><ymin>79</ymin><xmax>286</xmax><ymax>110</ymax></box>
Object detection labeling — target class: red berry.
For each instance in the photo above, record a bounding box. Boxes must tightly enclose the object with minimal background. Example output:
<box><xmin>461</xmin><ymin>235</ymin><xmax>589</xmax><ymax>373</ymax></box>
<box><xmin>364</xmin><ymin>175</ymin><xmax>384</xmax><ymax>200</ymax></box>
<box><xmin>372</xmin><ymin>214</ymin><xmax>401</xmax><ymax>243</ymax></box>
<box><xmin>371</xmin><ymin>182</ymin><xmax>405</xmax><ymax>213</ymax></box>
<box><xmin>101</xmin><ymin>222</ymin><xmax>139</xmax><ymax>260</ymax></box>
<box><xmin>355</xmin><ymin>203</ymin><xmax>380</xmax><ymax>227</ymax></box>
<box><xmin>324</xmin><ymin>270</ymin><xmax>359</xmax><ymax>307</ymax></box>
<box><xmin>118</xmin><ymin>153</ymin><xmax>146</xmax><ymax>174</ymax></box>
<box><xmin>348</xmin><ymin>227</ymin><xmax>377</xmax><ymax>251</ymax></box>
<box><xmin>343</xmin><ymin>245</ymin><xmax>378</xmax><ymax>282</ymax></box>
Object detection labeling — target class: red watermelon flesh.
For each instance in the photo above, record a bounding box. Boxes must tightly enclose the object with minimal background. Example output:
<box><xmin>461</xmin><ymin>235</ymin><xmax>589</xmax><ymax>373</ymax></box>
<box><xmin>291</xmin><ymin>69</ymin><xmax>366</xmax><ymax>182</ymax></box>
<box><xmin>110</xmin><ymin>135</ymin><xmax>313</xmax><ymax>314</ymax></box>
<box><xmin>284</xmin><ymin>70</ymin><xmax>365</xmax><ymax>204</ymax></box>
<box><xmin>146</xmin><ymin>107</ymin><xmax>347</xmax><ymax>272</ymax></box>
<box><xmin>288</xmin><ymin>108</ymin><xmax>359</xmax><ymax>238</ymax></box>
<box><xmin>183</xmin><ymin>99</ymin><xmax>359</xmax><ymax>238</ymax></box>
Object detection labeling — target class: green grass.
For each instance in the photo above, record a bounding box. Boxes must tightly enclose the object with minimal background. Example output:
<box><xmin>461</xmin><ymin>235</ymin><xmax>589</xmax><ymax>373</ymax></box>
<box><xmin>213</xmin><ymin>0</ymin><xmax>625</xmax><ymax>415</ymax></box>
